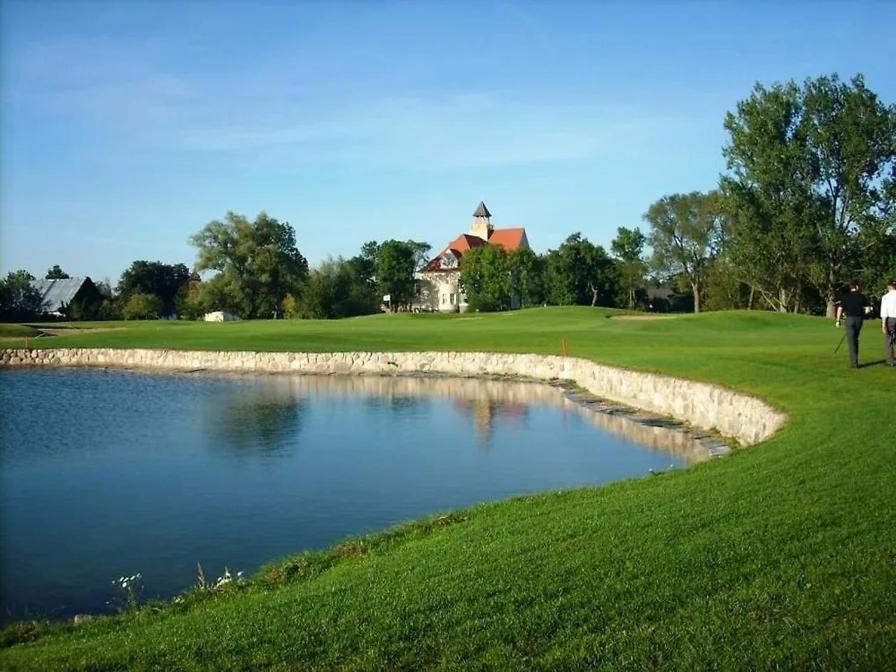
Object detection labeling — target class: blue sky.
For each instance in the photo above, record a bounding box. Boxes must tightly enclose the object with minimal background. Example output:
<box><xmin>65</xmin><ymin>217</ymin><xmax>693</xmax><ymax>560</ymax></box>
<box><xmin>2</xmin><ymin>1</ymin><xmax>895</xmax><ymax>284</ymax></box>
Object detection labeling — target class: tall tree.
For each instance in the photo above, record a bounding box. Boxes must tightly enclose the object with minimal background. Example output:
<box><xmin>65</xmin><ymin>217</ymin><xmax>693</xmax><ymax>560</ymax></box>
<box><xmin>46</xmin><ymin>265</ymin><xmax>70</xmax><ymax>279</ymax></box>
<box><xmin>508</xmin><ymin>247</ymin><xmax>545</xmax><ymax>308</ymax></box>
<box><xmin>545</xmin><ymin>233</ymin><xmax>618</xmax><ymax>307</ymax></box>
<box><xmin>721</xmin><ymin>81</ymin><xmax>820</xmax><ymax>312</ymax></box>
<box><xmin>645</xmin><ymin>192</ymin><xmax>723</xmax><ymax>313</ymax></box>
<box><xmin>802</xmin><ymin>74</ymin><xmax>896</xmax><ymax>316</ymax></box>
<box><xmin>460</xmin><ymin>245</ymin><xmax>511</xmax><ymax>312</ymax></box>
<box><xmin>0</xmin><ymin>270</ymin><xmax>44</xmax><ymax>319</ymax></box>
<box><xmin>118</xmin><ymin>261</ymin><xmax>191</xmax><ymax>315</ymax></box>
<box><xmin>190</xmin><ymin>211</ymin><xmax>308</xmax><ymax>319</ymax></box>
<box><xmin>349</xmin><ymin>240</ymin><xmax>380</xmax><ymax>290</ymax></box>
<box><xmin>406</xmin><ymin>240</ymin><xmax>433</xmax><ymax>273</ymax></box>
<box><xmin>297</xmin><ymin>257</ymin><xmax>379</xmax><ymax>319</ymax></box>
<box><xmin>723</xmin><ymin>74</ymin><xmax>896</xmax><ymax>316</ymax></box>
<box><xmin>375</xmin><ymin>240</ymin><xmax>416</xmax><ymax>311</ymax></box>
<box><xmin>611</xmin><ymin>227</ymin><xmax>647</xmax><ymax>309</ymax></box>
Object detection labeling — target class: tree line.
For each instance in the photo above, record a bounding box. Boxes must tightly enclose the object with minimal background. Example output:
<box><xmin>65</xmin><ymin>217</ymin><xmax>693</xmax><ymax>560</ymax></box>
<box><xmin>2</xmin><ymin>73</ymin><xmax>892</xmax><ymax>321</ymax></box>
<box><xmin>459</xmin><ymin>73</ymin><xmax>895</xmax><ymax>315</ymax></box>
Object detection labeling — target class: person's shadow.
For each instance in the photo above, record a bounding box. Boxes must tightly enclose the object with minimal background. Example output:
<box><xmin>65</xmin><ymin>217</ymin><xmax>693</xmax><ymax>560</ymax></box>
<box><xmin>859</xmin><ymin>359</ymin><xmax>887</xmax><ymax>368</ymax></box>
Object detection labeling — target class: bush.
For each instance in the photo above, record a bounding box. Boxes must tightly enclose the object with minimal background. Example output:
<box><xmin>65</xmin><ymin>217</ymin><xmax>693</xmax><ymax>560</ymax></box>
<box><xmin>122</xmin><ymin>293</ymin><xmax>163</xmax><ymax>320</ymax></box>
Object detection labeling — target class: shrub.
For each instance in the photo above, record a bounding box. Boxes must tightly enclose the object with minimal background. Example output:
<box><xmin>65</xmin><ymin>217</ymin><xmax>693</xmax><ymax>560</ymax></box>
<box><xmin>122</xmin><ymin>293</ymin><xmax>162</xmax><ymax>320</ymax></box>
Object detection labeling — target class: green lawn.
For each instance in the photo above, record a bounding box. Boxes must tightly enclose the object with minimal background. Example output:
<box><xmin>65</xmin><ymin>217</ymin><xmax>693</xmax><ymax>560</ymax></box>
<box><xmin>2</xmin><ymin>307</ymin><xmax>894</xmax><ymax>671</ymax></box>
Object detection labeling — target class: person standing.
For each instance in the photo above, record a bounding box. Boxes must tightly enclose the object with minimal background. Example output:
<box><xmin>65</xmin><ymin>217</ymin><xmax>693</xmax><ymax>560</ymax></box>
<box><xmin>881</xmin><ymin>279</ymin><xmax>896</xmax><ymax>367</ymax></box>
<box><xmin>835</xmin><ymin>281</ymin><xmax>871</xmax><ymax>369</ymax></box>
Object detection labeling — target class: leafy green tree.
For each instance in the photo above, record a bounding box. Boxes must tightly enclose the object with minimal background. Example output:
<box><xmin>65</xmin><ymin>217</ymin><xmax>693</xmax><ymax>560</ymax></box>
<box><xmin>801</xmin><ymin>74</ymin><xmax>896</xmax><ymax>316</ymax></box>
<box><xmin>611</xmin><ymin>227</ymin><xmax>647</xmax><ymax>309</ymax></box>
<box><xmin>122</xmin><ymin>293</ymin><xmax>163</xmax><ymax>320</ymax></box>
<box><xmin>349</xmin><ymin>241</ymin><xmax>380</xmax><ymax>291</ymax></box>
<box><xmin>46</xmin><ymin>265</ymin><xmax>70</xmax><ymax>279</ymax></box>
<box><xmin>460</xmin><ymin>245</ymin><xmax>511</xmax><ymax>311</ymax></box>
<box><xmin>375</xmin><ymin>240</ymin><xmax>416</xmax><ymax>311</ymax></box>
<box><xmin>190</xmin><ymin>211</ymin><xmax>308</xmax><ymax>319</ymax></box>
<box><xmin>723</xmin><ymin>74</ymin><xmax>896</xmax><ymax>316</ymax></box>
<box><xmin>0</xmin><ymin>270</ymin><xmax>44</xmax><ymax>319</ymax></box>
<box><xmin>508</xmin><ymin>248</ymin><xmax>545</xmax><ymax>308</ymax></box>
<box><xmin>545</xmin><ymin>233</ymin><xmax>618</xmax><ymax>307</ymax></box>
<box><xmin>297</xmin><ymin>257</ymin><xmax>379</xmax><ymax>319</ymax></box>
<box><xmin>644</xmin><ymin>192</ymin><xmax>723</xmax><ymax>313</ymax></box>
<box><xmin>406</xmin><ymin>240</ymin><xmax>433</xmax><ymax>272</ymax></box>
<box><xmin>118</xmin><ymin>261</ymin><xmax>191</xmax><ymax>316</ymax></box>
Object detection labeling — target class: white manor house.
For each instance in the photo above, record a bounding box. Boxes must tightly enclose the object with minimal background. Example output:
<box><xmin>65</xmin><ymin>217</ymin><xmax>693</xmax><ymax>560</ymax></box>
<box><xmin>418</xmin><ymin>202</ymin><xmax>529</xmax><ymax>312</ymax></box>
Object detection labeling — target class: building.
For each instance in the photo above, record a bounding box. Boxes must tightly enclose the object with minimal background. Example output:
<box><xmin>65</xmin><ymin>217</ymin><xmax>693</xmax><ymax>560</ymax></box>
<box><xmin>418</xmin><ymin>202</ymin><xmax>529</xmax><ymax>312</ymax></box>
<box><xmin>32</xmin><ymin>277</ymin><xmax>102</xmax><ymax>318</ymax></box>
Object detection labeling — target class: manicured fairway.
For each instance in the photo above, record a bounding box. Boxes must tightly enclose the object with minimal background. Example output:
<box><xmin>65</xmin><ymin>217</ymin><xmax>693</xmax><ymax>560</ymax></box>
<box><xmin>2</xmin><ymin>308</ymin><xmax>894</xmax><ymax>670</ymax></box>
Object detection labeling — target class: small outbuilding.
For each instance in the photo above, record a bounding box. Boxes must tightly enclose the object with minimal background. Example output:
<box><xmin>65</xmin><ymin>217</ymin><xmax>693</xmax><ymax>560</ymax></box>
<box><xmin>203</xmin><ymin>311</ymin><xmax>237</xmax><ymax>322</ymax></box>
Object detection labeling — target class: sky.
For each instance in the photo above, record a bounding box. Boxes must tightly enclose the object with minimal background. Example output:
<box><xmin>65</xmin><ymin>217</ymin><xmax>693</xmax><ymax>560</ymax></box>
<box><xmin>2</xmin><ymin>0</ymin><xmax>895</xmax><ymax>284</ymax></box>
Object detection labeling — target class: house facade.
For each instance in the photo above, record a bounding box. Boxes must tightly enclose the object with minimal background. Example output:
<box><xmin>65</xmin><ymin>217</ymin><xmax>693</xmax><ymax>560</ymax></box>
<box><xmin>418</xmin><ymin>202</ymin><xmax>529</xmax><ymax>312</ymax></box>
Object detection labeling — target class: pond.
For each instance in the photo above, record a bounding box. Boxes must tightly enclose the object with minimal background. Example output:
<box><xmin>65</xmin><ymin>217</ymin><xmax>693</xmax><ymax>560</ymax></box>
<box><xmin>0</xmin><ymin>367</ymin><xmax>693</xmax><ymax>621</ymax></box>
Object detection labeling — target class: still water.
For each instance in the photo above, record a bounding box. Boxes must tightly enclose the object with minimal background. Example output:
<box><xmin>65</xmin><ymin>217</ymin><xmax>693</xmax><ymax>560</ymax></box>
<box><xmin>1</xmin><ymin>368</ymin><xmax>687</xmax><ymax>620</ymax></box>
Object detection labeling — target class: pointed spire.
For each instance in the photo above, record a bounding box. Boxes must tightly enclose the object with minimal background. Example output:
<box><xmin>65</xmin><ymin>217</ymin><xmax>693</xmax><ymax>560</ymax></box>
<box><xmin>473</xmin><ymin>201</ymin><xmax>491</xmax><ymax>218</ymax></box>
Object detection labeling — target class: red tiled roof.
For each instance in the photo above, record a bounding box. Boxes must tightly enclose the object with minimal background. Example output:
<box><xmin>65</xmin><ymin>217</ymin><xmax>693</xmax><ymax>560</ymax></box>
<box><xmin>449</xmin><ymin>234</ymin><xmax>487</xmax><ymax>253</ymax></box>
<box><xmin>421</xmin><ymin>228</ymin><xmax>529</xmax><ymax>273</ymax></box>
<box><xmin>487</xmin><ymin>228</ymin><xmax>528</xmax><ymax>252</ymax></box>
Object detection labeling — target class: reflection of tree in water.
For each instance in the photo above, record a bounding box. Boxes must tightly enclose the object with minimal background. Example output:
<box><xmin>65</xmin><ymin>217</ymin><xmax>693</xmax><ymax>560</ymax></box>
<box><xmin>363</xmin><ymin>394</ymin><xmax>428</xmax><ymax>416</ymax></box>
<box><xmin>454</xmin><ymin>398</ymin><xmax>529</xmax><ymax>446</ymax></box>
<box><xmin>209</xmin><ymin>391</ymin><xmax>306</xmax><ymax>453</ymax></box>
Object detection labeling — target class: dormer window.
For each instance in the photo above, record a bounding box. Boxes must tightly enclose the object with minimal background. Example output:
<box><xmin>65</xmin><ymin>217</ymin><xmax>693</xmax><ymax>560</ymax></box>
<box><xmin>441</xmin><ymin>253</ymin><xmax>458</xmax><ymax>269</ymax></box>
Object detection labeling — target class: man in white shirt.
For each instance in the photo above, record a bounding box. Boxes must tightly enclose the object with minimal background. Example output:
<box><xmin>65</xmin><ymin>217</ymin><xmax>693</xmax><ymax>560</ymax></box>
<box><xmin>882</xmin><ymin>279</ymin><xmax>896</xmax><ymax>367</ymax></box>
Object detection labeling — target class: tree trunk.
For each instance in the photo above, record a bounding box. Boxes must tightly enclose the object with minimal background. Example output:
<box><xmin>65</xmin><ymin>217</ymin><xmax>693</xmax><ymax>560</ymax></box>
<box><xmin>692</xmin><ymin>281</ymin><xmax>701</xmax><ymax>313</ymax></box>
<box><xmin>825</xmin><ymin>261</ymin><xmax>837</xmax><ymax>319</ymax></box>
<box><xmin>748</xmin><ymin>285</ymin><xmax>755</xmax><ymax>310</ymax></box>
<box><xmin>778</xmin><ymin>287</ymin><xmax>789</xmax><ymax>313</ymax></box>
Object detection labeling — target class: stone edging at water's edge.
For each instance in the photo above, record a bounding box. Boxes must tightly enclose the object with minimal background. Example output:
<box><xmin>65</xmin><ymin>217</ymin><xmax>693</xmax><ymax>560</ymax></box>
<box><xmin>0</xmin><ymin>348</ymin><xmax>786</xmax><ymax>446</ymax></box>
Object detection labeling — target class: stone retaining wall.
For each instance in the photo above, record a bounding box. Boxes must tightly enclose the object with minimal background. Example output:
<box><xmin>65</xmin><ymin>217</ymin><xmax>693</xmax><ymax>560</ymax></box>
<box><xmin>0</xmin><ymin>348</ymin><xmax>786</xmax><ymax>445</ymax></box>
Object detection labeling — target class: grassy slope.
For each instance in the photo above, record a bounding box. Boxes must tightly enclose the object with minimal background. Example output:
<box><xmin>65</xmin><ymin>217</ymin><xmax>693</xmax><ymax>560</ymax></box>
<box><xmin>2</xmin><ymin>308</ymin><xmax>894</xmax><ymax>670</ymax></box>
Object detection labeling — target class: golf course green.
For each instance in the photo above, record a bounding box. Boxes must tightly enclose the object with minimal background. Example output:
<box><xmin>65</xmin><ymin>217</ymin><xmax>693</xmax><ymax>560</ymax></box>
<box><xmin>1</xmin><ymin>307</ymin><xmax>894</xmax><ymax>671</ymax></box>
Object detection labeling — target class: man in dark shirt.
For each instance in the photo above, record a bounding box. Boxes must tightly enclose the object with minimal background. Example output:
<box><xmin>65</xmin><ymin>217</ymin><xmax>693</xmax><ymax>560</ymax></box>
<box><xmin>835</xmin><ymin>280</ymin><xmax>872</xmax><ymax>368</ymax></box>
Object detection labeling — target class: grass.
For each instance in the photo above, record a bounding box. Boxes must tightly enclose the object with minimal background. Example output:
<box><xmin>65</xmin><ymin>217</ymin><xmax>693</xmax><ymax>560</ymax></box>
<box><xmin>0</xmin><ymin>323</ymin><xmax>41</xmax><ymax>342</ymax></box>
<box><xmin>1</xmin><ymin>307</ymin><xmax>894</xmax><ymax>670</ymax></box>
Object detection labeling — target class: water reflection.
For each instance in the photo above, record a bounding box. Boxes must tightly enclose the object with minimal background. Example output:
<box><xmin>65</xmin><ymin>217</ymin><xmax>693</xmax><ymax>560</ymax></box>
<box><xmin>208</xmin><ymin>392</ymin><xmax>306</xmax><ymax>454</ymax></box>
<box><xmin>195</xmin><ymin>373</ymin><xmax>713</xmax><ymax>462</ymax></box>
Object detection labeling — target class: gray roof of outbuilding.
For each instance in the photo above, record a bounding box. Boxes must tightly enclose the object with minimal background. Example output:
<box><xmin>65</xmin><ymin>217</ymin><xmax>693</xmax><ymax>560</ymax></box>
<box><xmin>32</xmin><ymin>277</ymin><xmax>91</xmax><ymax>313</ymax></box>
<box><xmin>472</xmin><ymin>201</ymin><xmax>491</xmax><ymax>218</ymax></box>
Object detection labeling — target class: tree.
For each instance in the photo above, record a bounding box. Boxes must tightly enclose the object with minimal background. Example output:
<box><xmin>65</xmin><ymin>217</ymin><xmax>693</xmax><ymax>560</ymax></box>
<box><xmin>375</xmin><ymin>240</ymin><xmax>416</xmax><ymax>311</ymax></box>
<box><xmin>545</xmin><ymin>233</ymin><xmax>618</xmax><ymax>307</ymax></box>
<box><xmin>802</xmin><ymin>74</ymin><xmax>896</xmax><ymax>316</ymax></box>
<box><xmin>122</xmin><ymin>293</ymin><xmax>163</xmax><ymax>320</ymax></box>
<box><xmin>297</xmin><ymin>257</ymin><xmax>379</xmax><ymax>319</ymax></box>
<box><xmin>46</xmin><ymin>265</ymin><xmax>70</xmax><ymax>279</ymax></box>
<box><xmin>118</xmin><ymin>261</ymin><xmax>191</xmax><ymax>316</ymax></box>
<box><xmin>190</xmin><ymin>211</ymin><xmax>308</xmax><ymax>319</ymax></box>
<box><xmin>508</xmin><ymin>248</ymin><xmax>545</xmax><ymax>308</ymax></box>
<box><xmin>349</xmin><ymin>241</ymin><xmax>380</xmax><ymax>291</ymax></box>
<box><xmin>611</xmin><ymin>227</ymin><xmax>647</xmax><ymax>309</ymax></box>
<box><xmin>723</xmin><ymin>74</ymin><xmax>896</xmax><ymax>316</ymax></box>
<box><xmin>460</xmin><ymin>245</ymin><xmax>511</xmax><ymax>311</ymax></box>
<box><xmin>406</xmin><ymin>240</ymin><xmax>433</xmax><ymax>273</ymax></box>
<box><xmin>0</xmin><ymin>270</ymin><xmax>44</xmax><ymax>319</ymax></box>
<box><xmin>644</xmin><ymin>192</ymin><xmax>723</xmax><ymax>313</ymax></box>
